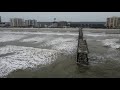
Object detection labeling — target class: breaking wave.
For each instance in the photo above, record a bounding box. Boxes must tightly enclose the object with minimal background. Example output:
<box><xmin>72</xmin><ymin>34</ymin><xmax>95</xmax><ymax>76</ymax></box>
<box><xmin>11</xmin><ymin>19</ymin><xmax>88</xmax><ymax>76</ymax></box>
<box><xmin>102</xmin><ymin>39</ymin><xmax>120</xmax><ymax>49</ymax></box>
<box><xmin>0</xmin><ymin>45</ymin><xmax>59</xmax><ymax>77</ymax></box>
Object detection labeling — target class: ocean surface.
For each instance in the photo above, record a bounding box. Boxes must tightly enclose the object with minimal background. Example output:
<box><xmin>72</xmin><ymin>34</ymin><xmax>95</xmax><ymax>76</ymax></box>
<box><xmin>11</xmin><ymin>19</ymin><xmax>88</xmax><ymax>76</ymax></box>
<box><xmin>0</xmin><ymin>28</ymin><xmax>120</xmax><ymax>78</ymax></box>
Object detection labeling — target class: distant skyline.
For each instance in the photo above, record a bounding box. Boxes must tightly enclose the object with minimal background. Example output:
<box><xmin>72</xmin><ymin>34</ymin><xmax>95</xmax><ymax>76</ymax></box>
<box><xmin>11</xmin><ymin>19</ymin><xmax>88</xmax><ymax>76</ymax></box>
<box><xmin>0</xmin><ymin>12</ymin><xmax>120</xmax><ymax>22</ymax></box>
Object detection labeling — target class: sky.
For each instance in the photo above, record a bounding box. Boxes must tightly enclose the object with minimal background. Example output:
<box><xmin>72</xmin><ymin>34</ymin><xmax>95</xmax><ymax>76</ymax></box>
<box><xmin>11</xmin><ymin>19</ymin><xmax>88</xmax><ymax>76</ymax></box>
<box><xmin>0</xmin><ymin>12</ymin><xmax>120</xmax><ymax>22</ymax></box>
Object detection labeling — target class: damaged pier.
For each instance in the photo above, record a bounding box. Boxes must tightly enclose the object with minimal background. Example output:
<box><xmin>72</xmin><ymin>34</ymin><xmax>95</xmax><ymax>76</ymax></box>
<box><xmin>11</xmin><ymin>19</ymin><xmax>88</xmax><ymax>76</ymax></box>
<box><xmin>77</xmin><ymin>28</ymin><xmax>89</xmax><ymax>65</ymax></box>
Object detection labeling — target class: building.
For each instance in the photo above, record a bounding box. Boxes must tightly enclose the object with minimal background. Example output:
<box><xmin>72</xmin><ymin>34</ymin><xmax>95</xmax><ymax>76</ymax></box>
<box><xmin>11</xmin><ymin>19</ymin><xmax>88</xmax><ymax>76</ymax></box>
<box><xmin>106</xmin><ymin>17</ymin><xmax>120</xmax><ymax>29</ymax></box>
<box><xmin>0</xmin><ymin>22</ymin><xmax>10</xmax><ymax>27</ymax></box>
<box><xmin>47</xmin><ymin>21</ymin><xmax>68</xmax><ymax>28</ymax></box>
<box><xmin>37</xmin><ymin>22</ymin><xmax>52</xmax><ymax>28</ymax></box>
<box><xmin>37</xmin><ymin>22</ymin><xmax>42</xmax><ymax>28</ymax></box>
<box><xmin>50</xmin><ymin>21</ymin><xmax>58</xmax><ymax>28</ymax></box>
<box><xmin>25</xmin><ymin>19</ymin><xmax>37</xmax><ymax>27</ymax></box>
<box><xmin>69</xmin><ymin>22</ymin><xmax>106</xmax><ymax>28</ymax></box>
<box><xmin>10</xmin><ymin>18</ymin><xmax>24</xmax><ymax>27</ymax></box>
<box><xmin>37</xmin><ymin>22</ymin><xmax>65</xmax><ymax>28</ymax></box>
<box><xmin>16</xmin><ymin>21</ymin><xmax>106</xmax><ymax>28</ymax></box>
<box><xmin>58</xmin><ymin>21</ymin><xmax>68</xmax><ymax>28</ymax></box>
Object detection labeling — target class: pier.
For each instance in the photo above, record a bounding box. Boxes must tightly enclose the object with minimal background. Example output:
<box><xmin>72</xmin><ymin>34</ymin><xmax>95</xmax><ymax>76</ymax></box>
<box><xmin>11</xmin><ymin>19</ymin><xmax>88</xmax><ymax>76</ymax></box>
<box><xmin>77</xmin><ymin>28</ymin><xmax>89</xmax><ymax>65</ymax></box>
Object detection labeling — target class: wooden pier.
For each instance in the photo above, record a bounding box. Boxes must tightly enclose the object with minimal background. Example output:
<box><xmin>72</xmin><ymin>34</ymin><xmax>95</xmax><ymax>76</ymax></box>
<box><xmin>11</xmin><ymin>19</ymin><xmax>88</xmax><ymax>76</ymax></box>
<box><xmin>77</xmin><ymin>28</ymin><xmax>89</xmax><ymax>65</ymax></box>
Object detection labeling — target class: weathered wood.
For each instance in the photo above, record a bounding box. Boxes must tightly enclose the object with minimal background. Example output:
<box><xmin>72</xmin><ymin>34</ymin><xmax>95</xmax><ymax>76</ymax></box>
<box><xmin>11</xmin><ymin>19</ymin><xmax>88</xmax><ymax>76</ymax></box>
<box><xmin>77</xmin><ymin>28</ymin><xmax>89</xmax><ymax>65</ymax></box>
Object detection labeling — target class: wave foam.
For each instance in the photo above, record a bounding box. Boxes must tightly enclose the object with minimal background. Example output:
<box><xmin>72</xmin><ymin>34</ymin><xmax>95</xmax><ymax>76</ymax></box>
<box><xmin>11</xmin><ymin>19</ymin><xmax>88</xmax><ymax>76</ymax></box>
<box><xmin>102</xmin><ymin>39</ymin><xmax>120</xmax><ymax>49</ymax></box>
<box><xmin>0</xmin><ymin>45</ymin><xmax>59</xmax><ymax>77</ymax></box>
<box><xmin>42</xmin><ymin>37</ymin><xmax>77</xmax><ymax>54</ymax></box>
<box><xmin>21</xmin><ymin>36</ymin><xmax>47</xmax><ymax>43</ymax></box>
<box><xmin>0</xmin><ymin>34</ymin><xmax>25</xmax><ymax>42</ymax></box>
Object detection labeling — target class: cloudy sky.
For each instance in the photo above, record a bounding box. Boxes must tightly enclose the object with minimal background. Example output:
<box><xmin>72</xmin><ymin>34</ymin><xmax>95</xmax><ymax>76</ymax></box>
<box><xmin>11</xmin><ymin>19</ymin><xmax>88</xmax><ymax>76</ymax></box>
<box><xmin>0</xmin><ymin>12</ymin><xmax>120</xmax><ymax>22</ymax></box>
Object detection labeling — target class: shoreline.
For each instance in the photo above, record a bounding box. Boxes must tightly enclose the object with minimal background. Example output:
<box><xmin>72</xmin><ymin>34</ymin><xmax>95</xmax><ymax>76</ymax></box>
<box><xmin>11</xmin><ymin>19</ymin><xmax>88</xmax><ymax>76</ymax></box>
<box><xmin>0</xmin><ymin>28</ymin><xmax>120</xmax><ymax>34</ymax></box>
<box><xmin>0</xmin><ymin>27</ymin><xmax>120</xmax><ymax>30</ymax></box>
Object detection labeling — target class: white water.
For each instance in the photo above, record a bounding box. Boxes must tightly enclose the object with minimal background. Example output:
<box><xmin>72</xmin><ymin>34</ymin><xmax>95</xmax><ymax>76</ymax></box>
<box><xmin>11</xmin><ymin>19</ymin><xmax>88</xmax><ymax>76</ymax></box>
<box><xmin>42</xmin><ymin>37</ymin><xmax>77</xmax><ymax>54</ymax></box>
<box><xmin>0</xmin><ymin>31</ymin><xmax>78</xmax><ymax>77</ymax></box>
<box><xmin>84</xmin><ymin>32</ymin><xmax>106</xmax><ymax>37</ymax></box>
<box><xmin>0</xmin><ymin>34</ymin><xmax>25</xmax><ymax>42</ymax></box>
<box><xmin>0</xmin><ymin>45</ymin><xmax>59</xmax><ymax>77</ymax></box>
<box><xmin>20</xmin><ymin>36</ymin><xmax>48</xmax><ymax>43</ymax></box>
<box><xmin>0</xmin><ymin>31</ymin><xmax>78</xmax><ymax>36</ymax></box>
<box><xmin>102</xmin><ymin>39</ymin><xmax>120</xmax><ymax>49</ymax></box>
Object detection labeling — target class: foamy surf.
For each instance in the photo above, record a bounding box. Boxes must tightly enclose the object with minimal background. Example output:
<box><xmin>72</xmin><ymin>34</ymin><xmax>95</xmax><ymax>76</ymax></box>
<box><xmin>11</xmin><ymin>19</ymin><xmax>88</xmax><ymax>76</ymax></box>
<box><xmin>0</xmin><ymin>34</ymin><xmax>25</xmax><ymax>42</ymax></box>
<box><xmin>102</xmin><ymin>39</ymin><xmax>120</xmax><ymax>49</ymax></box>
<box><xmin>42</xmin><ymin>37</ymin><xmax>77</xmax><ymax>54</ymax></box>
<box><xmin>84</xmin><ymin>33</ymin><xmax>106</xmax><ymax>37</ymax></box>
<box><xmin>20</xmin><ymin>36</ymin><xmax>48</xmax><ymax>43</ymax></box>
<box><xmin>0</xmin><ymin>45</ymin><xmax>59</xmax><ymax>77</ymax></box>
<box><xmin>0</xmin><ymin>31</ymin><xmax>78</xmax><ymax>36</ymax></box>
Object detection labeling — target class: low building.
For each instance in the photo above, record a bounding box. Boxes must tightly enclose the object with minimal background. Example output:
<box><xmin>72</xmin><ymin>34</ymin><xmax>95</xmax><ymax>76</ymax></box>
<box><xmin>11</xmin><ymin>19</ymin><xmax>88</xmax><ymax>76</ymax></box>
<box><xmin>23</xmin><ymin>21</ymin><xmax>106</xmax><ymax>28</ymax></box>
<box><xmin>69</xmin><ymin>22</ymin><xmax>106</xmax><ymax>28</ymax></box>
<box><xmin>0</xmin><ymin>22</ymin><xmax>10</xmax><ymax>27</ymax></box>
<box><xmin>37</xmin><ymin>22</ymin><xmax>41</xmax><ymax>28</ymax></box>
<box><xmin>50</xmin><ymin>21</ymin><xmax>58</xmax><ymax>28</ymax></box>
<box><xmin>58</xmin><ymin>21</ymin><xmax>68</xmax><ymax>28</ymax></box>
<box><xmin>48</xmin><ymin>21</ymin><xmax>68</xmax><ymax>28</ymax></box>
<box><xmin>37</xmin><ymin>22</ymin><xmax>52</xmax><ymax>28</ymax></box>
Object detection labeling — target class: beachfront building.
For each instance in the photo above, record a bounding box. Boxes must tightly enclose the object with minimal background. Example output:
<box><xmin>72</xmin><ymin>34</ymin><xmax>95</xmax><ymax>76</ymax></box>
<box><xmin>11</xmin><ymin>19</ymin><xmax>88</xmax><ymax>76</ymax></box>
<box><xmin>10</xmin><ymin>18</ymin><xmax>24</xmax><ymax>27</ymax></box>
<box><xmin>58</xmin><ymin>21</ymin><xmax>68</xmax><ymax>28</ymax></box>
<box><xmin>106</xmin><ymin>17</ymin><xmax>120</xmax><ymax>29</ymax></box>
<box><xmin>37</xmin><ymin>22</ymin><xmax>52</xmax><ymax>28</ymax></box>
<box><xmin>0</xmin><ymin>22</ymin><xmax>10</xmax><ymax>27</ymax></box>
<box><xmin>25</xmin><ymin>19</ymin><xmax>37</xmax><ymax>28</ymax></box>
<box><xmin>51</xmin><ymin>21</ymin><xmax>58</xmax><ymax>28</ymax></box>
<box><xmin>69</xmin><ymin>22</ymin><xmax>106</xmax><ymax>28</ymax></box>
<box><xmin>37</xmin><ymin>22</ymin><xmax>41</xmax><ymax>28</ymax></box>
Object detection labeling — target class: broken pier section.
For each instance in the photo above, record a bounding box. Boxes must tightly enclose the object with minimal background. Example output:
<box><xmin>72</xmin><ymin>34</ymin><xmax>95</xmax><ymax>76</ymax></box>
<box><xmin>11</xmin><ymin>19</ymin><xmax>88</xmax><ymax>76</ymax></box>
<box><xmin>77</xmin><ymin>28</ymin><xmax>89</xmax><ymax>65</ymax></box>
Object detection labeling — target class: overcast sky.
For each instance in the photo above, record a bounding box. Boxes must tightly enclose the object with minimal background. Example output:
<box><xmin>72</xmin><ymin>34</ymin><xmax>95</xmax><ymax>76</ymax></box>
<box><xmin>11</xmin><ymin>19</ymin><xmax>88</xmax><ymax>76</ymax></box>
<box><xmin>0</xmin><ymin>12</ymin><xmax>120</xmax><ymax>22</ymax></box>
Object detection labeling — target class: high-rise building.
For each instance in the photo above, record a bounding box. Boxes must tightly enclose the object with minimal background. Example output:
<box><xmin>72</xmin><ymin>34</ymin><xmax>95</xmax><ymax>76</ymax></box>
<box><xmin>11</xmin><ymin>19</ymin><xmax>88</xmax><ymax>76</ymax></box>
<box><xmin>106</xmin><ymin>17</ymin><xmax>120</xmax><ymax>29</ymax></box>
<box><xmin>10</xmin><ymin>18</ymin><xmax>24</xmax><ymax>27</ymax></box>
<box><xmin>25</xmin><ymin>19</ymin><xmax>37</xmax><ymax>27</ymax></box>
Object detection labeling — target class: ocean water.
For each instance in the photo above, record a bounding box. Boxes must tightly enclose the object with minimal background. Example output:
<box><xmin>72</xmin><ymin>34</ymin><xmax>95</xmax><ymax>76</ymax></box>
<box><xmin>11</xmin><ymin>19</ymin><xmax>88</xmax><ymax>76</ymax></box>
<box><xmin>0</xmin><ymin>28</ymin><xmax>120</xmax><ymax>78</ymax></box>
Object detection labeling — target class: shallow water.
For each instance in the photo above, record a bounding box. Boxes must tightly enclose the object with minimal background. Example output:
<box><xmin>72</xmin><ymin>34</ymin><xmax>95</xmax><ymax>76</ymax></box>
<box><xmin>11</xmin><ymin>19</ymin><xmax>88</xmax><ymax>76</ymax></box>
<box><xmin>0</xmin><ymin>28</ymin><xmax>120</xmax><ymax>78</ymax></box>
